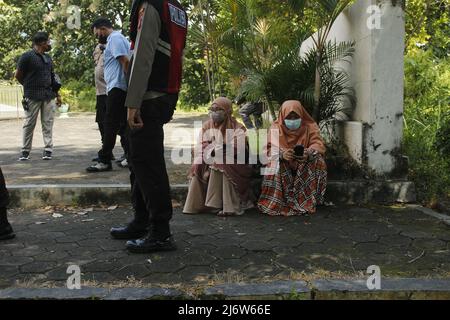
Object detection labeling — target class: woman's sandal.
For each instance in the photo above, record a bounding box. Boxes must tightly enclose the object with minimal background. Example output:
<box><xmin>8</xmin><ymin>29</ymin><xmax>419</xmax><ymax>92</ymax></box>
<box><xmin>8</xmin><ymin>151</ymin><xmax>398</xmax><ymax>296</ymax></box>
<box><xmin>217</xmin><ymin>211</ymin><xmax>236</xmax><ymax>217</ymax></box>
<box><xmin>217</xmin><ymin>210</ymin><xmax>244</xmax><ymax>217</ymax></box>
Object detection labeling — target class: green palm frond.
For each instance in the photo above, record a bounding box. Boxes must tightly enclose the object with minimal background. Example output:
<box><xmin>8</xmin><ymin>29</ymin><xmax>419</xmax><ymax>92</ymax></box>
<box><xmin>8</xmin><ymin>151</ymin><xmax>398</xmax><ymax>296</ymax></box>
<box><xmin>286</xmin><ymin>0</ymin><xmax>308</xmax><ymax>12</ymax></box>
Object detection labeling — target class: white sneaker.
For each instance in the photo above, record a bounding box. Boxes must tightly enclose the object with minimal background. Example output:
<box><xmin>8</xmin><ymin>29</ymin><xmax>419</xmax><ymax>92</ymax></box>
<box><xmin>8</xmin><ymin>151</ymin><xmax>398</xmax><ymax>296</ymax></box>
<box><xmin>119</xmin><ymin>159</ymin><xmax>129</xmax><ymax>168</ymax></box>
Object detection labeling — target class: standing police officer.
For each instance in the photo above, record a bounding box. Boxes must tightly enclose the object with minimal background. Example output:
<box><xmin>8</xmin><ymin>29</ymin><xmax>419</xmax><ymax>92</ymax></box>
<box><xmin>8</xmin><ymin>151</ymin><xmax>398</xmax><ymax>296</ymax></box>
<box><xmin>0</xmin><ymin>167</ymin><xmax>14</xmax><ymax>241</ymax></box>
<box><xmin>110</xmin><ymin>0</ymin><xmax>188</xmax><ymax>253</ymax></box>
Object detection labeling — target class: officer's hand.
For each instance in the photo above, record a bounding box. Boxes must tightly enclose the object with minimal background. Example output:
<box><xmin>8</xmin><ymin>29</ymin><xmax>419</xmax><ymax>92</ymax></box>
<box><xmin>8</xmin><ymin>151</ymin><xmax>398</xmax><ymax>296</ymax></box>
<box><xmin>56</xmin><ymin>95</ymin><xmax>62</xmax><ymax>107</ymax></box>
<box><xmin>128</xmin><ymin>108</ymin><xmax>144</xmax><ymax>130</ymax></box>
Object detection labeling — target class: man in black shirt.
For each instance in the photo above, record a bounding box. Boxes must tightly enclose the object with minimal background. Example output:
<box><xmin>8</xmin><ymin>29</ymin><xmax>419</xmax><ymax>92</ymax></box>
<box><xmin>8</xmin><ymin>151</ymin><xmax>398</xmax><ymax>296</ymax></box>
<box><xmin>15</xmin><ymin>32</ymin><xmax>62</xmax><ymax>161</ymax></box>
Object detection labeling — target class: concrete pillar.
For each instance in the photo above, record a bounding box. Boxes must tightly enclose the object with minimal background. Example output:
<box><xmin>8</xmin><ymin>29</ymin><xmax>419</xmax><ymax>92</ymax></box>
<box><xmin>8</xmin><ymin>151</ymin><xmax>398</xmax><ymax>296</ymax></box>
<box><xmin>300</xmin><ymin>0</ymin><xmax>406</xmax><ymax>176</ymax></box>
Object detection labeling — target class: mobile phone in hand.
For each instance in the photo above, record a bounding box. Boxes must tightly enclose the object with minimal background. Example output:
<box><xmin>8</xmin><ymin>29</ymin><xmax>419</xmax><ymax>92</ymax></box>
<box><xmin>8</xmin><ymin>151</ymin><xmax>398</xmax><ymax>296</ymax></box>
<box><xmin>294</xmin><ymin>144</ymin><xmax>304</xmax><ymax>158</ymax></box>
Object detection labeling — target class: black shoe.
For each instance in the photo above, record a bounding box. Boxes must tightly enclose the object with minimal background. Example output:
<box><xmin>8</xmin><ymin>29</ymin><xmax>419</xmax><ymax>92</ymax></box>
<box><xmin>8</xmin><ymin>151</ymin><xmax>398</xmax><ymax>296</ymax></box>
<box><xmin>126</xmin><ymin>235</ymin><xmax>176</xmax><ymax>254</ymax></box>
<box><xmin>86</xmin><ymin>162</ymin><xmax>112</xmax><ymax>172</ymax></box>
<box><xmin>110</xmin><ymin>225</ymin><xmax>148</xmax><ymax>240</ymax></box>
<box><xmin>18</xmin><ymin>151</ymin><xmax>30</xmax><ymax>161</ymax></box>
<box><xmin>93</xmin><ymin>155</ymin><xmax>115</xmax><ymax>162</ymax></box>
<box><xmin>42</xmin><ymin>151</ymin><xmax>52</xmax><ymax>160</ymax></box>
<box><xmin>0</xmin><ymin>224</ymin><xmax>15</xmax><ymax>241</ymax></box>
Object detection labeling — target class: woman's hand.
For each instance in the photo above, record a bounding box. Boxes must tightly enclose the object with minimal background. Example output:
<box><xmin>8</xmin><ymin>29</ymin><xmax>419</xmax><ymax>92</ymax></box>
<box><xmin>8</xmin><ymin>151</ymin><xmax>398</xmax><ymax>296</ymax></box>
<box><xmin>282</xmin><ymin>149</ymin><xmax>295</xmax><ymax>161</ymax></box>
<box><xmin>295</xmin><ymin>153</ymin><xmax>309</xmax><ymax>163</ymax></box>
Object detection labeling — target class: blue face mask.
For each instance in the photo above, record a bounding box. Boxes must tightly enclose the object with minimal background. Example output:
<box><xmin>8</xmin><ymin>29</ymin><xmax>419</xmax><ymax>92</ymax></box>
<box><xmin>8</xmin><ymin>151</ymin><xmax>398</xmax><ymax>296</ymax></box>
<box><xmin>284</xmin><ymin>118</ymin><xmax>302</xmax><ymax>130</ymax></box>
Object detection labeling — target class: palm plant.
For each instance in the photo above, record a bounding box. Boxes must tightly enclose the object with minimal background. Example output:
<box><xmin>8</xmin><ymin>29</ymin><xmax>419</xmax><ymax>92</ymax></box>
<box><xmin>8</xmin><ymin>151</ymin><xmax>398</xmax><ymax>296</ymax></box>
<box><xmin>239</xmin><ymin>39</ymin><xmax>356</xmax><ymax>128</ymax></box>
<box><xmin>307</xmin><ymin>0</ymin><xmax>354</xmax><ymax>121</ymax></box>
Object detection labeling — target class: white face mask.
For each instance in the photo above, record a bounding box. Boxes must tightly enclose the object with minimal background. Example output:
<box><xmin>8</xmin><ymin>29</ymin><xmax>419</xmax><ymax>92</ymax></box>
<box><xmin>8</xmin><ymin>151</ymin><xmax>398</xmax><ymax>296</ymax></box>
<box><xmin>284</xmin><ymin>118</ymin><xmax>302</xmax><ymax>130</ymax></box>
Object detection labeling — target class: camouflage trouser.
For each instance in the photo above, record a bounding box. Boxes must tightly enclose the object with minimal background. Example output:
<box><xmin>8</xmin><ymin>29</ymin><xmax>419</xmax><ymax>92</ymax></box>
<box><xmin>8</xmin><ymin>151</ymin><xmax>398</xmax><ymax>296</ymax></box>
<box><xmin>0</xmin><ymin>167</ymin><xmax>9</xmax><ymax>208</ymax></box>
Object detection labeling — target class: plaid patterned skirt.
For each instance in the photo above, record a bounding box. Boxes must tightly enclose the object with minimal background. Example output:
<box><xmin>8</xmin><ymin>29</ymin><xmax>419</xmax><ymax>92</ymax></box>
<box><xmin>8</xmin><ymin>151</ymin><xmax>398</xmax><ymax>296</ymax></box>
<box><xmin>257</xmin><ymin>155</ymin><xmax>327</xmax><ymax>216</ymax></box>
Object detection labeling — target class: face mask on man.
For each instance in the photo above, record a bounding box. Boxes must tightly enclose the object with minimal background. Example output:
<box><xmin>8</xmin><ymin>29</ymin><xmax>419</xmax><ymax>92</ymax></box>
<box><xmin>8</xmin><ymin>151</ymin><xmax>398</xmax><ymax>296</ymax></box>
<box><xmin>210</xmin><ymin>110</ymin><xmax>226</xmax><ymax>123</ymax></box>
<box><xmin>284</xmin><ymin>118</ymin><xmax>302</xmax><ymax>130</ymax></box>
<box><xmin>97</xmin><ymin>35</ymin><xmax>108</xmax><ymax>45</ymax></box>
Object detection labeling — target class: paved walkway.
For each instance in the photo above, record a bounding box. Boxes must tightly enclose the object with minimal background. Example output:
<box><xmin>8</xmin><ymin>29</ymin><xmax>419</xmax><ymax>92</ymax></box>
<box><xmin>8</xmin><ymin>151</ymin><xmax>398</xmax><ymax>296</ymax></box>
<box><xmin>0</xmin><ymin>113</ymin><xmax>207</xmax><ymax>185</ymax></box>
<box><xmin>1</xmin><ymin>205</ymin><xmax>449</xmax><ymax>288</ymax></box>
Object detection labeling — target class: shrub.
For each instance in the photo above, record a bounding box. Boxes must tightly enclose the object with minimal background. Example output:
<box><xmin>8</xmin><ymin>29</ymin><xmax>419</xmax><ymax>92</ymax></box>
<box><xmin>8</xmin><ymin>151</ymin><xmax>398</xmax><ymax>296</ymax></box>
<box><xmin>403</xmin><ymin>48</ymin><xmax>450</xmax><ymax>204</ymax></box>
<box><xmin>59</xmin><ymin>80</ymin><xmax>96</xmax><ymax>112</ymax></box>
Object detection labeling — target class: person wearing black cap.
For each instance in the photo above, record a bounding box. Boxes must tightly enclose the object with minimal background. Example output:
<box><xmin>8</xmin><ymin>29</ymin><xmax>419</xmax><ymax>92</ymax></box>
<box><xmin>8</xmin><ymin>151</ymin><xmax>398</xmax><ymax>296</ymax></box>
<box><xmin>110</xmin><ymin>0</ymin><xmax>188</xmax><ymax>253</ymax></box>
<box><xmin>0</xmin><ymin>167</ymin><xmax>15</xmax><ymax>241</ymax></box>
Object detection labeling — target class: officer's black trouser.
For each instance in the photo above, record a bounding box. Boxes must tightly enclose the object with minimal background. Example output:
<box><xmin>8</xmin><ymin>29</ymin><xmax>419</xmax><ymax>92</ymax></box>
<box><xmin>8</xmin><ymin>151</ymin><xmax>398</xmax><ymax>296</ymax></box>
<box><xmin>128</xmin><ymin>94</ymin><xmax>178</xmax><ymax>239</ymax></box>
<box><xmin>0</xmin><ymin>167</ymin><xmax>10</xmax><ymax>226</ymax></box>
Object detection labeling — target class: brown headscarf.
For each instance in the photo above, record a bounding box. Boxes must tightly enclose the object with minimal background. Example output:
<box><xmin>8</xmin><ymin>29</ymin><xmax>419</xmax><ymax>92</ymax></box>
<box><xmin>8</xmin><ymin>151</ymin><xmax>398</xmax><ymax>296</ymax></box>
<box><xmin>270</xmin><ymin>100</ymin><xmax>326</xmax><ymax>154</ymax></box>
<box><xmin>190</xmin><ymin>97</ymin><xmax>253</xmax><ymax>202</ymax></box>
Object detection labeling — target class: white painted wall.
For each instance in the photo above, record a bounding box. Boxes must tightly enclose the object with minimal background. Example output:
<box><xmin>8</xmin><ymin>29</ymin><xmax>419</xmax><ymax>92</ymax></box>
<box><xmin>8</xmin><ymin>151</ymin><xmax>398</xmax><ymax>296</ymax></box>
<box><xmin>300</xmin><ymin>0</ymin><xmax>405</xmax><ymax>175</ymax></box>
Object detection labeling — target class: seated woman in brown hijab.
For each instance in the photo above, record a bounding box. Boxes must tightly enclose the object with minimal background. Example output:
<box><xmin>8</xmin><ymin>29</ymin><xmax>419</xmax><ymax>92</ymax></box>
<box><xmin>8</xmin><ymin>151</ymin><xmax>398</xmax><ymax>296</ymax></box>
<box><xmin>183</xmin><ymin>97</ymin><xmax>254</xmax><ymax>216</ymax></box>
<box><xmin>258</xmin><ymin>100</ymin><xmax>327</xmax><ymax>216</ymax></box>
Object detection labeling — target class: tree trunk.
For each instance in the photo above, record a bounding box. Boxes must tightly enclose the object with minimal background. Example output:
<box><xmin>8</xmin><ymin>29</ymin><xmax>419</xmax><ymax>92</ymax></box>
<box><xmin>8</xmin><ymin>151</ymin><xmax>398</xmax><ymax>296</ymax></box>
<box><xmin>313</xmin><ymin>52</ymin><xmax>321</xmax><ymax>122</ymax></box>
<box><xmin>266</xmin><ymin>100</ymin><xmax>277</xmax><ymax>122</ymax></box>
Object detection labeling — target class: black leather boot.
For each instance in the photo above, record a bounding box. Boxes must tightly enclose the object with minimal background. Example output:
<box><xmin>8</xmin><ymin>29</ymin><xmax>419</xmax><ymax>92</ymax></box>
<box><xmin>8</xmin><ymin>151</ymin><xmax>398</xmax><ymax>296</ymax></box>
<box><xmin>126</xmin><ymin>235</ymin><xmax>176</xmax><ymax>254</ymax></box>
<box><xmin>110</xmin><ymin>223</ymin><xmax>149</xmax><ymax>240</ymax></box>
<box><xmin>0</xmin><ymin>223</ymin><xmax>15</xmax><ymax>241</ymax></box>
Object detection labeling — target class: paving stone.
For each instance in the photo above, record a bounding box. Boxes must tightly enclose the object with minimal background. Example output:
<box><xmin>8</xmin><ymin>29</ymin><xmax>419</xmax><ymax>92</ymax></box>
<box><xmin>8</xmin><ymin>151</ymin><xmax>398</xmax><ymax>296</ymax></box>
<box><xmin>0</xmin><ymin>249</ymin><xmax>12</xmax><ymax>259</ymax></box>
<box><xmin>33</xmin><ymin>251</ymin><xmax>70</xmax><ymax>262</ymax></box>
<box><xmin>295</xmin><ymin>234</ymin><xmax>327</xmax><ymax>243</ymax></box>
<box><xmin>0</xmin><ymin>266</ymin><xmax>20</xmax><ymax>278</ymax></box>
<box><xmin>241</xmin><ymin>240</ymin><xmax>275</xmax><ymax>251</ymax></box>
<box><xmin>142</xmin><ymin>272</ymin><xmax>183</xmax><ymax>284</ymax></box>
<box><xmin>113</xmin><ymin>264</ymin><xmax>151</xmax><ymax>280</ymax></box>
<box><xmin>379</xmin><ymin>234</ymin><xmax>412</xmax><ymax>247</ymax></box>
<box><xmin>93</xmin><ymin>251</ymin><xmax>127</xmax><ymax>260</ymax></box>
<box><xmin>185</xmin><ymin>236</ymin><xmax>220</xmax><ymax>247</ymax></box>
<box><xmin>55</xmin><ymin>236</ymin><xmax>84</xmax><ymax>243</ymax></box>
<box><xmin>82</xmin><ymin>261</ymin><xmax>121</xmax><ymax>273</ymax></box>
<box><xmin>183</xmin><ymin>252</ymin><xmax>216</xmax><ymax>266</ymax></box>
<box><xmin>0</xmin><ymin>256</ymin><xmax>34</xmax><ymax>267</ymax></box>
<box><xmin>401</xmin><ymin>230</ymin><xmax>435</xmax><ymax>239</ymax></box>
<box><xmin>210</xmin><ymin>259</ymin><xmax>250</xmax><ymax>273</ymax></box>
<box><xmin>187</xmin><ymin>228</ymin><xmax>219</xmax><ymax>236</ymax></box>
<box><xmin>412</xmin><ymin>239</ymin><xmax>448</xmax><ymax>251</ymax></box>
<box><xmin>20</xmin><ymin>262</ymin><xmax>57</xmax><ymax>274</ymax></box>
<box><xmin>178</xmin><ymin>266</ymin><xmax>216</xmax><ymax>283</ymax></box>
<box><xmin>213</xmin><ymin>246</ymin><xmax>247</xmax><ymax>259</ymax></box>
<box><xmin>46</xmin><ymin>265</ymin><xmax>72</xmax><ymax>281</ymax></box>
<box><xmin>275</xmin><ymin>255</ymin><xmax>310</xmax><ymax>271</ymax></box>
<box><xmin>146</xmin><ymin>259</ymin><xmax>185</xmax><ymax>273</ymax></box>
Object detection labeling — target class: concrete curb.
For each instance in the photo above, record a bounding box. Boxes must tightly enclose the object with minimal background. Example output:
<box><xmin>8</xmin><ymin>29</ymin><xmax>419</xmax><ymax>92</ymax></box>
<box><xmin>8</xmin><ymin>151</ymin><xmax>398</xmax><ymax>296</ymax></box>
<box><xmin>1</xmin><ymin>279</ymin><xmax>449</xmax><ymax>300</ymax></box>
<box><xmin>311</xmin><ymin>279</ymin><xmax>450</xmax><ymax>300</ymax></box>
<box><xmin>8</xmin><ymin>180</ymin><xmax>416</xmax><ymax>209</ymax></box>
<box><xmin>407</xmin><ymin>205</ymin><xmax>450</xmax><ymax>227</ymax></box>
